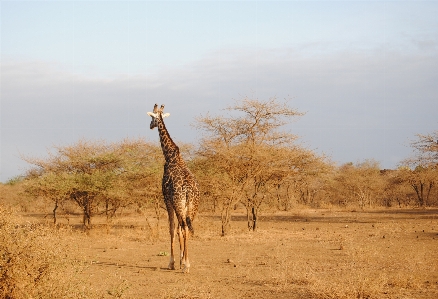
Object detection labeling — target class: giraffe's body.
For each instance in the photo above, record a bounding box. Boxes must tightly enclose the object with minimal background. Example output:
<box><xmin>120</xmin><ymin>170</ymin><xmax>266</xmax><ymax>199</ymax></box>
<box><xmin>147</xmin><ymin>104</ymin><xmax>199</xmax><ymax>273</ymax></box>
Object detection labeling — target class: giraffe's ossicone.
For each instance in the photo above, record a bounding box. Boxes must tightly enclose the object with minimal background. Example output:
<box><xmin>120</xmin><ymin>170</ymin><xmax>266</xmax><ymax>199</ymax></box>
<box><xmin>147</xmin><ymin>104</ymin><xmax>200</xmax><ymax>273</ymax></box>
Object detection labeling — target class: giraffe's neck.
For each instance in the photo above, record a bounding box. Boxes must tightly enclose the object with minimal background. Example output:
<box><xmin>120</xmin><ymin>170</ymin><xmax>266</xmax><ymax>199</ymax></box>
<box><xmin>157</xmin><ymin>120</ymin><xmax>181</xmax><ymax>163</ymax></box>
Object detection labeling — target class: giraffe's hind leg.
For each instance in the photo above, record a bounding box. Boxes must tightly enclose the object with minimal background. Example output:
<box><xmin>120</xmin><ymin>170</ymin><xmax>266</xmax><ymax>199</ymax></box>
<box><xmin>172</xmin><ymin>195</ymin><xmax>191</xmax><ymax>273</ymax></box>
<box><xmin>177</xmin><ymin>225</ymin><xmax>184</xmax><ymax>269</ymax></box>
<box><xmin>181</xmin><ymin>224</ymin><xmax>190</xmax><ymax>273</ymax></box>
<box><xmin>167</xmin><ymin>209</ymin><xmax>176</xmax><ymax>270</ymax></box>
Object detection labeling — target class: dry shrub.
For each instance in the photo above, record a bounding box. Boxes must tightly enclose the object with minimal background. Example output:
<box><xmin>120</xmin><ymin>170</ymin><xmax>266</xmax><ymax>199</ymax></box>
<box><xmin>0</xmin><ymin>207</ymin><xmax>92</xmax><ymax>299</ymax></box>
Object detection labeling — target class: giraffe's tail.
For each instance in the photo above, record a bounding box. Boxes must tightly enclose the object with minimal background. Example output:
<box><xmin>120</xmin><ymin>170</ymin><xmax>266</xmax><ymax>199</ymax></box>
<box><xmin>186</xmin><ymin>216</ymin><xmax>194</xmax><ymax>234</ymax></box>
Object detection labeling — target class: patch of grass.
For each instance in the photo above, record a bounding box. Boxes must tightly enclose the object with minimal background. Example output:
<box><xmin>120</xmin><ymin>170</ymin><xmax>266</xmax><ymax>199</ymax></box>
<box><xmin>5</xmin><ymin>176</ymin><xmax>24</xmax><ymax>186</ymax></box>
<box><xmin>107</xmin><ymin>279</ymin><xmax>130</xmax><ymax>298</ymax></box>
<box><xmin>161</xmin><ymin>286</ymin><xmax>213</xmax><ymax>299</ymax></box>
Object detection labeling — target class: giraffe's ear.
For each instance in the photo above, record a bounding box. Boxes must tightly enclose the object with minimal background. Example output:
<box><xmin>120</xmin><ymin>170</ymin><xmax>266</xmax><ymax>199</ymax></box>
<box><xmin>162</xmin><ymin>113</ymin><xmax>170</xmax><ymax>118</ymax></box>
<box><xmin>147</xmin><ymin>112</ymin><xmax>157</xmax><ymax>117</ymax></box>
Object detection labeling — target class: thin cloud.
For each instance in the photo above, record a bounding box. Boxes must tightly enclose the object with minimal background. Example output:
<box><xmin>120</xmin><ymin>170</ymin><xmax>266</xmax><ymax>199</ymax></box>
<box><xmin>2</xmin><ymin>47</ymin><xmax>438</xmax><ymax>180</ymax></box>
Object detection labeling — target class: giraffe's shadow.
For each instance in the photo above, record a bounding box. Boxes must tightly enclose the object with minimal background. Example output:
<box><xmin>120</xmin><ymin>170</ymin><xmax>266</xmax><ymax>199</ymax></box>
<box><xmin>91</xmin><ymin>261</ymin><xmax>173</xmax><ymax>272</ymax></box>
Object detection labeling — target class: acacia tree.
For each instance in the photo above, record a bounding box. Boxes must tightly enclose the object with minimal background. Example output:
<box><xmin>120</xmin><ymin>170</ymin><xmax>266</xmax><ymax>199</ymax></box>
<box><xmin>409</xmin><ymin>131</ymin><xmax>438</xmax><ymax>166</ymax></box>
<box><xmin>23</xmin><ymin>139</ymin><xmax>162</xmax><ymax>228</ymax></box>
<box><xmin>396</xmin><ymin>166</ymin><xmax>436</xmax><ymax>207</ymax></box>
<box><xmin>194</xmin><ymin>140</ymin><xmax>252</xmax><ymax>235</ymax></box>
<box><xmin>329</xmin><ymin>160</ymin><xmax>385</xmax><ymax>209</ymax></box>
<box><xmin>243</xmin><ymin>145</ymin><xmax>329</xmax><ymax>228</ymax></box>
<box><xmin>24</xmin><ymin>170</ymin><xmax>72</xmax><ymax>224</ymax></box>
<box><xmin>195</xmin><ymin>97</ymin><xmax>327</xmax><ymax>234</ymax></box>
<box><xmin>380</xmin><ymin>169</ymin><xmax>414</xmax><ymax>207</ymax></box>
<box><xmin>399</xmin><ymin>131</ymin><xmax>438</xmax><ymax>207</ymax></box>
<box><xmin>23</xmin><ymin>140</ymin><xmax>117</xmax><ymax>227</ymax></box>
<box><xmin>288</xmin><ymin>154</ymin><xmax>333</xmax><ymax>208</ymax></box>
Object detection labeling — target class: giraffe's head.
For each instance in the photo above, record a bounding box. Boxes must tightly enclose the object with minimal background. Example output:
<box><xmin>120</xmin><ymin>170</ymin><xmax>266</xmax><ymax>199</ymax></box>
<box><xmin>147</xmin><ymin>104</ymin><xmax>170</xmax><ymax>129</ymax></box>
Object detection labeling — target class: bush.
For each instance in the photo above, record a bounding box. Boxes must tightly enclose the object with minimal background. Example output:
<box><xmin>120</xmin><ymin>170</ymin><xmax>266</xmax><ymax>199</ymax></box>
<box><xmin>0</xmin><ymin>207</ymin><xmax>90</xmax><ymax>299</ymax></box>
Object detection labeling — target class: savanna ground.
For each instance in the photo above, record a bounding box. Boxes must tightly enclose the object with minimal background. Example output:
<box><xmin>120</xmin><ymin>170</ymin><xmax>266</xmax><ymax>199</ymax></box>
<box><xmin>12</xmin><ymin>204</ymin><xmax>438</xmax><ymax>299</ymax></box>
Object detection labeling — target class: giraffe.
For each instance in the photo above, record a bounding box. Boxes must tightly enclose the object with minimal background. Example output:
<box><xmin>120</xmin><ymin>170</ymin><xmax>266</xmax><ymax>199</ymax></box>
<box><xmin>147</xmin><ymin>104</ymin><xmax>199</xmax><ymax>273</ymax></box>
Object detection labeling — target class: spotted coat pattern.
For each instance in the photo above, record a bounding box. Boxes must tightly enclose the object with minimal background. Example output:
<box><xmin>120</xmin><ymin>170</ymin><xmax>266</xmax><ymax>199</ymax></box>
<box><xmin>148</xmin><ymin>104</ymin><xmax>199</xmax><ymax>273</ymax></box>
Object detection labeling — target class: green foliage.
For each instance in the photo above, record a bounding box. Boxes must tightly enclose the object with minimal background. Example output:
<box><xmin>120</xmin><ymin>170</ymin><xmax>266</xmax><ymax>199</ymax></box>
<box><xmin>5</xmin><ymin>176</ymin><xmax>23</xmax><ymax>186</ymax></box>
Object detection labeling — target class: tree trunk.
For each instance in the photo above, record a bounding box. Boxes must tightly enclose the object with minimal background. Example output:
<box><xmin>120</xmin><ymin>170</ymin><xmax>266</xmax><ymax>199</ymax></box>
<box><xmin>52</xmin><ymin>200</ymin><xmax>58</xmax><ymax>225</ymax></box>
<box><xmin>276</xmin><ymin>184</ymin><xmax>282</xmax><ymax>211</ymax></box>
<box><xmin>251</xmin><ymin>206</ymin><xmax>257</xmax><ymax>231</ymax></box>
<box><xmin>285</xmin><ymin>184</ymin><xmax>292</xmax><ymax>211</ymax></box>
<box><xmin>221</xmin><ymin>204</ymin><xmax>232</xmax><ymax>236</ymax></box>
<box><xmin>105</xmin><ymin>199</ymin><xmax>109</xmax><ymax>220</ymax></box>
<box><xmin>83</xmin><ymin>198</ymin><xmax>92</xmax><ymax>230</ymax></box>
<box><xmin>412</xmin><ymin>183</ymin><xmax>425</xmax><ymax>206</ymax></box>
<box><xmin>246</xmin><ymin>206</ymin><xmax>251</xmax><ymax>230</ymax></box>
<box><xmin>212</xmin><ymin>197</ymin><xmax>217</xmax><ymax>213</ymax></box>
<box><xmin>154</xmin><ymin>198</ymin><xmax>161</xmax><ymax>239</ymax></box>
<box><xmin>425</xmin><ymin>181</ymin><xmax>434</xmax><ymax>207</ymax></box>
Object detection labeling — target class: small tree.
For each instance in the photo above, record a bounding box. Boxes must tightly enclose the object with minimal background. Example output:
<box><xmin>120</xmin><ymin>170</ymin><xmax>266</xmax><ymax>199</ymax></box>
<box><xmin>397</xmin><ymin>166</ymin><xmax>436</xmax><ymax>207</ymax></box>
<box><xmin>330</xmin><ymin>160</ymin><xmax>384</xmax><ymax>209</ymax></box>
<box><xmin>381</xmin><ymin>169</ymin><xmax>413</xmax><ymax>207</ymax></box>
<box><xmin>194</xmin><ymin>140</ymin><xmax>251</xmax><ymax>235</ymax></box>
<box><xmin>24</xmin><ymin>170</ymin><xmax>71</xmax><ymax>224</ymax></box>
<box><xmin>408</xmin><ymin>131</ymin><xmax>438</xmax><ymax>167</ymax></box>
<box><xmin>399</xmin><ymin>131</ymin><xmax>438</xmax><ymax>207</ymax></box>
<box><xmin>290</xmin><ymin>154</ymin><xmax>333</xmax><ymax>208</ymax></box>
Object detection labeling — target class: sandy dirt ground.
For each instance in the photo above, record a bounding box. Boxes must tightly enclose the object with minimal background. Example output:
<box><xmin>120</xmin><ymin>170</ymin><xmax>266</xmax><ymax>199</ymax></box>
<box><xmin>24</xmin><ymin>208</ymin><xmax>438</xmax><ymax>299</ymax></box>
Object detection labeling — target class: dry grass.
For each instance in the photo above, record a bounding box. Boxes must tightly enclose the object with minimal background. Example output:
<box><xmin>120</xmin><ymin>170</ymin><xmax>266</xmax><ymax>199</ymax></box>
<box><xmin>1</xmin><ymin>189</ymin><xmax>437</xmax><ymax>299</ymax></box>
<box><xmin>0</xmin><ymin>206</ymin><xmax>95</xmax><ymax>299</ymax></box>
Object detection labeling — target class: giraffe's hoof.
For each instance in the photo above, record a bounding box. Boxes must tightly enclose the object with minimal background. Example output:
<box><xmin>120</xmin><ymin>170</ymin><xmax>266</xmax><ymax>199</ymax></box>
<box><xmin>168</xmin><ymin>263</ymin><xmax>175</xmax><ymax>270</ymax></box>
<box><xmin>181</xmin><ymin>265</ymin><xmax>190</xmax><ymax>273</ymax></box>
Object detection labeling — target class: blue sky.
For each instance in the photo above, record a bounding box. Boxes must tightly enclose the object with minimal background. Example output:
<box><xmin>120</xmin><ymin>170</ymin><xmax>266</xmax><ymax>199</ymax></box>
<box><xmin>1</xmin><ymin>0</ymin><xmax>438</xmax><ymax>182</ymax></box>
